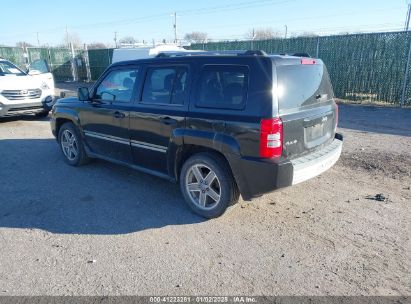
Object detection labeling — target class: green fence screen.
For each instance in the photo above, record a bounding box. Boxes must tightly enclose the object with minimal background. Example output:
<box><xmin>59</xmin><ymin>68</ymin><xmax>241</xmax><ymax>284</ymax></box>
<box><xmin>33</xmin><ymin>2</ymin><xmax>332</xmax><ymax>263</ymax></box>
<box><xmin>0</xmin><ymin>46</ymin><xmax>112</xmax><ymax>82</ymax></box>
<box><xmin>87</xmin><ymin>48</ymin><xmax>114</xmax><ymax>81</ymax></box>
<box><xmin>1</xmin><ymin>32</ymin><xmax>410</xmax><ymax>104</ymax></box>
<box><xmin>0</xmin><ymin>47</ymin><xmax>26</xmax><ymax>68</ymax></box>
<box><xmin>190</xmin><ymin>31</ymin><xmax>411</xmax><ymax>105</ymax></box>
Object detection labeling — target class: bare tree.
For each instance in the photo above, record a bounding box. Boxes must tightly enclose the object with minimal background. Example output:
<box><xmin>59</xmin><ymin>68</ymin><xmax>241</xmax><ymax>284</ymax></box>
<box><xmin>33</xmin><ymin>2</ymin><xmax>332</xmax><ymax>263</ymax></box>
<box><xmin>245</xmin><ymin>28</ymin><xmax>280</xmax><ymax>40</ymax></box>
<box><xmin>184</xmin><ymin>31</ymin><xmax>208</xmax><ymax>43</ymax></box>
<box><xmin>294</xmin><ymin>31</ymin><xmax>319</xmax><ymax>38</ymax></box>
<box><xmin>16</xmin><ymin>41</ymin><xmax>34</xmax><ymax>48</ymax></box>
<box><xmin>119</xmin><ymin>36</ymin><xmax>137</xmax><ymax>45</ymax></box>
<box><xmin>87</xmin><ymin>42</ymin><xmax>107</xmax><ymax>49</ymax></box>
<box><xmin>63</xmin><ymin>31</ymin><xmax>82</xmax><ymax>48</ymax></box>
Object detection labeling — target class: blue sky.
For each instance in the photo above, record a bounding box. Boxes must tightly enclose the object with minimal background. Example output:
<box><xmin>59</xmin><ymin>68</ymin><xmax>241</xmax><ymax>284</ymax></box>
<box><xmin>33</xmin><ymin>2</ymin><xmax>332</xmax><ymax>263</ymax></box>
<box><xmin>0</xmin><ymin>0</ymin><xmax>408</xmax><ymax>46</ymax></box>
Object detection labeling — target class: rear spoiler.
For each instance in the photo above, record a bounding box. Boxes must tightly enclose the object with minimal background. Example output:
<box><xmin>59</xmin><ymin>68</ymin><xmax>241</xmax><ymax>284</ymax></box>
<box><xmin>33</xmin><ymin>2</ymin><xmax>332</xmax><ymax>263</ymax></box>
<box><xmin>291</xmin><ymin>52</ymin><xmax>311</xmax><ymax>58</ymax></box>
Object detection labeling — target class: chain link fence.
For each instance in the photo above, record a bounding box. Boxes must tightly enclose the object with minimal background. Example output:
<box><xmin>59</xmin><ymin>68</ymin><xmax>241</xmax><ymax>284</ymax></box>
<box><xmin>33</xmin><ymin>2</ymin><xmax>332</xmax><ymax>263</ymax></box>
<box><xmin>0</xmin><ymin>45</ymin><xmax>113</xmax><ymax>83</ymax></box>
<box><xmin>1</xmin><ymin>31</ymin><xmax>410</xmax><ymax>105</ymax></box>
<box><xmin>190</xmin><ymin>31</ymin><xmax>411</xmax><ymax>105</ymax></box>
<box><xmin>0</xmin><ymin>46</ymin><xmax>25</xmax><ymax>67</ymax></box>
<box><xmin>87</xmin><ymin>48</ymin><xmax>113</xmax><ymax>81</ymax></box>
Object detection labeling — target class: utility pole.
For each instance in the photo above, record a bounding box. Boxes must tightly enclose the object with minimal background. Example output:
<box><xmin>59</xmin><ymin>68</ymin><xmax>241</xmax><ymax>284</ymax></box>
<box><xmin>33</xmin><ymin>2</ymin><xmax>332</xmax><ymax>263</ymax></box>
<box><xmin>114</xmin><ymin>31</ymin><xmax>118</xmax><ymax>48</ymax></box>
<box><xmin>36</xmin><ymin>32</ymin><xmax>40</xmax><ymax>46</ymax></box>
<box><xmin>400</xmin><ymin>30</ymin><xmax>411</xmax><ymax>107</ymax></box>
<box><xmin>173</xmin><ymin>12</ymin><xmax>178</xmax><ymax>44</ymax></box>
<box><xmin>65</xmin><ymin>26</ymin><xmax>69</xmax><ymax>47</ymax></box>
<box><xmin>284</xmin><ymin>25</ymin><xmax>288</xmax><ymax>39</ymax></box>
<box><xmin>251</xmin><ymin>28</ymin><xmax>255</xmax><ymax>49</ymax></box>
<box><xmin>405</xmin><ymin>3</ymin><xmax>411</xmax><ymax>31</ymax></box>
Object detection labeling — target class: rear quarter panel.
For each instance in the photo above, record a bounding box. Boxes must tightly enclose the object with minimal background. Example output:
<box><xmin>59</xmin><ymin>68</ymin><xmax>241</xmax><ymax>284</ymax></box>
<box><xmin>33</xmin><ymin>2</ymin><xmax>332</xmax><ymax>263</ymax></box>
<box><xmin>186</xmin><ymin>56</ymin><xmax>273</xmax><ymax>159</ymax></box>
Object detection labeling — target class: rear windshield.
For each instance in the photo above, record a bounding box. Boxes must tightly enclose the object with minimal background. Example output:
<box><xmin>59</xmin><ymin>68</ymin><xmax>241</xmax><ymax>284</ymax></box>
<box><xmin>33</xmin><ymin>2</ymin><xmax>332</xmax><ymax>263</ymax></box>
<box><xmin>276</xmin><ymin>63</ymin><xmax>334</xmax><ymax>111</ymax></box>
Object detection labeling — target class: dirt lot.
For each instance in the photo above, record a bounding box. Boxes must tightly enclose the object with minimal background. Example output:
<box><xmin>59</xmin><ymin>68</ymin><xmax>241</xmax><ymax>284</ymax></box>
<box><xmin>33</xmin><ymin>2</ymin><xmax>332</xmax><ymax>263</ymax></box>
<box><xmin>0</xmin><ymin>93</ymin><xmax>410</xmax><ymax>295</ymax></box>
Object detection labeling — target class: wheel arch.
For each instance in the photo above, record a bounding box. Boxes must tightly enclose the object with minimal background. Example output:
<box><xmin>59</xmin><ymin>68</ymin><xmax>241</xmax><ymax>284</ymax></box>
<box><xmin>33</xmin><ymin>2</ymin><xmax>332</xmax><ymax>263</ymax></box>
<box><xmin>54</xmin><ymin>110</ymin><xmax>81</xmax><ymax>138</ymax></box>
<box><xmin>174</xmin><ymin>145</ymin><xmax>236</xmax><ymax>186</ymax></box>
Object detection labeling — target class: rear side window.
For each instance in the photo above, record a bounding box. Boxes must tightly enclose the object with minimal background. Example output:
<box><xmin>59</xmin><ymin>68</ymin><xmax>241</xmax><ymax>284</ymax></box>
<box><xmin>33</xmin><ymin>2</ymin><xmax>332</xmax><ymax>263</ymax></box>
<box><xmin>141</xmin><ymin>66</ymin><xmax>188</xmax><ymax>105</ymax></box>
<box><xmin>196</xmin><ymin>65</ymin><xmax>248</xmax><ymax>110</ymax></box>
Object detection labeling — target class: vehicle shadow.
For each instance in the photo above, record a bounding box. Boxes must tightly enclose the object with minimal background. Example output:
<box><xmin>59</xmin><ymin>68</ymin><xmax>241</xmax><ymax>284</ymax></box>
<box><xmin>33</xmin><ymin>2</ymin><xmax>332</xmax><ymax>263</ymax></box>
<box><xmin>0</xmin><ymin>138</ymin><xmax>204</xmax><ymax>235</ymax></box>
<box><xmin>338</xmin><ymin>104</ymin><xmax>411</xmax><ymax>137</ymax></box>
<box><xmin>0</xmin><ymin>115</ymin><xmax>50</xmax><ymax>123</ymax></box>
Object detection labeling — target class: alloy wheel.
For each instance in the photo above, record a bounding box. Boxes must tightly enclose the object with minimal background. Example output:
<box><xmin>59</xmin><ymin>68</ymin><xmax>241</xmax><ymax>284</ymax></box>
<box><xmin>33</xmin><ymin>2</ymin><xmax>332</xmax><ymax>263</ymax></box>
<box><xmin>185</xmin><ymin>164</ymin><xmax>221</xmax><ymax>210</ymax></box>
<box><xmin>61</xmin><ymin>129</ymin><xmax>78</xmax><ymax>161</ymax></box>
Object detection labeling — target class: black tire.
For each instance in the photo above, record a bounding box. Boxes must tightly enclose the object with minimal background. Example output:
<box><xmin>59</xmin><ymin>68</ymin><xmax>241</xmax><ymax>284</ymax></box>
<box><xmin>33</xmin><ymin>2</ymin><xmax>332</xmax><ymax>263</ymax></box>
<box><xmin>35</xmin><ymin>110</ymin><xmax>49</xmax><ymax>118</ymax></box>
<box><xmin>58</xmin><ymin>122</ymin><xmax>89</xmax><ymax>166</ymax></box>
<box><xmin>180</xmin><ymin>152</ymin><xmax>239</xmax><ymax>218</ymax></box>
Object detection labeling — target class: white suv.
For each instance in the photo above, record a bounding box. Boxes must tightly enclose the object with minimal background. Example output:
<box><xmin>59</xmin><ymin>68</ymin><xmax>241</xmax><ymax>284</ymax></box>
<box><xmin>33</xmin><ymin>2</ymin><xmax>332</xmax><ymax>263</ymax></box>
<box><xmin>0</xmin><ymin>58</ymin><xmax>55</xmax><ymax>117</ymax></box>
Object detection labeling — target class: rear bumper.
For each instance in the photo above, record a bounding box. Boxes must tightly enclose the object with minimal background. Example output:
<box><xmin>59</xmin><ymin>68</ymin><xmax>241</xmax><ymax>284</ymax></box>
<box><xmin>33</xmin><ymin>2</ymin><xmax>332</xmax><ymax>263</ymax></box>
<box><xmin>291</xmin><ymin>136</ymin><xmax>342</xmax><ymax>185</ymax></box>
<box><xmin>230</xmin><ymin>133</ymin><xmax>343</xmax><ymax>200</ymax></box>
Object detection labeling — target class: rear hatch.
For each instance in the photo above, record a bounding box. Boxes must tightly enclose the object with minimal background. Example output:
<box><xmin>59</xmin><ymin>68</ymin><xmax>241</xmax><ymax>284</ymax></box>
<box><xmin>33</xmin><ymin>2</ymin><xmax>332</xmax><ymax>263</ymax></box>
<box><xmin>273</xmin><ymin>57</ymin><xmax>337</xmax><ymax>159</ymax></box>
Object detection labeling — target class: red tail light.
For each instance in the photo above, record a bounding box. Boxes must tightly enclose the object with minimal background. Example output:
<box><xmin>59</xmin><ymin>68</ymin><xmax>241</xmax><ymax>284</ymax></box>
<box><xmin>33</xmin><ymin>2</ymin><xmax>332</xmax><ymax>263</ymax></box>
<box><xmin>301</xmin><ymin>58</ymin><xmax>316</xmax><ymax>65</ymax></box>
<box><xmin>260</xmin><ymin>118</ymin><xmax>283</xmax><ymax>158</ymax></box>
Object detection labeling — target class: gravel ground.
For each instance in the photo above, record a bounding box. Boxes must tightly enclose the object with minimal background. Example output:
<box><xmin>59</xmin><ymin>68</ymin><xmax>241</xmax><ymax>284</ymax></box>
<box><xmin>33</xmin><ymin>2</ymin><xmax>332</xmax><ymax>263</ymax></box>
<box><xmin>0</xmin><ymin>100</ymin><xmax>410</xmax><ymax>296</ymax></box>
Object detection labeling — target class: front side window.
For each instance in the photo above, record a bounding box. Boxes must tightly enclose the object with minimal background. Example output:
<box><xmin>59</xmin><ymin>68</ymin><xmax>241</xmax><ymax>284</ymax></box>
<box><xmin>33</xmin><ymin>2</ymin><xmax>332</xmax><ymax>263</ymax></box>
<box><xmin>95</xmin><ymin>68</ymin><xmax>138</xmax><ymax>103</ymax></box>
<box><xmin>29</xmin><ymin>59</ymin><xmax>50</xmax><ymax>74</ymax></box>
<box><xmin>141</xmin><ymin>66</ymin><xmax>188</xmax><ymax>105</ymax></box>
<box><xmin>196</xmin><ymin>65</ymin><xmax>248</xmax><ymax>110</ymax></box>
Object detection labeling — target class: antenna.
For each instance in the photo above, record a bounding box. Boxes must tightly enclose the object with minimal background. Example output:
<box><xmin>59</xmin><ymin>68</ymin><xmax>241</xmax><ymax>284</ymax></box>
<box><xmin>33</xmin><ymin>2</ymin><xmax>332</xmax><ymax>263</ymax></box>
<box><xmin>65</xmin><ymin>26</ymin><xmax>69</xmax><ymax>47</ymax></box>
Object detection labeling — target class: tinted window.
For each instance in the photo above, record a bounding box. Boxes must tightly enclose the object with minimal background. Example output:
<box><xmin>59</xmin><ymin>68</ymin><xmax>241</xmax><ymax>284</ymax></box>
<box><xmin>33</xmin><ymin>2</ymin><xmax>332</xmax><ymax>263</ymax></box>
<box><xmin>276</xmin><ymin>64</ymin><xmax>334</xmax><ymax>112</ymax></box>
<box><xmin>142</xmin><ymin>66</ymin><xmax>188</xmax><ymax>105</ymax></box>
<box><xmin>95</xmin><ymin>68</ymin><xmax>138</xmax><ymax>103</ymax></box>
<box><xmin>196</xmin><ymin>66</ymin><xmax>248</xmax><ymax>110</ymax></box>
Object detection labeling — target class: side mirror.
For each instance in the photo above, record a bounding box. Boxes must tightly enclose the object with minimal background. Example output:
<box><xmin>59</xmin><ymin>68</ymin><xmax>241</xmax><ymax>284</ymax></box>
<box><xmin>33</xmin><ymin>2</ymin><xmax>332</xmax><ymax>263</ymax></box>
<box><xmin>78</xmin><ymin>87</ymin><xmax>90</xmax><ymax>101</ymax></box>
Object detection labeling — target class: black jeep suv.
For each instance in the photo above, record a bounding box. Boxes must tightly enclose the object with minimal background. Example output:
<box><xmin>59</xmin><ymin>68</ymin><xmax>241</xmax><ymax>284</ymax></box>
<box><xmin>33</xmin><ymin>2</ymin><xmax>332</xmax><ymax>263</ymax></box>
<box><xmin>50</xmin><ymin>51</ymin><xmax>343</xmax><ymax>218</ymax></box>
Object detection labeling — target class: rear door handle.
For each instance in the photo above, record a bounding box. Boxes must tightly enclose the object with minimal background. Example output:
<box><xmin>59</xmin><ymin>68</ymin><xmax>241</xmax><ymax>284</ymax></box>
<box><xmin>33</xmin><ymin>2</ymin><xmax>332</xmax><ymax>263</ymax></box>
<box><xmin>113</xmin><ymin>111</ymin><xmax>126</xmax><ymax>119</ymax></box>
<box><xmin>160</xmin><ymin>116</ymin><xmax>177</xmax><ymax>125</ymax></box>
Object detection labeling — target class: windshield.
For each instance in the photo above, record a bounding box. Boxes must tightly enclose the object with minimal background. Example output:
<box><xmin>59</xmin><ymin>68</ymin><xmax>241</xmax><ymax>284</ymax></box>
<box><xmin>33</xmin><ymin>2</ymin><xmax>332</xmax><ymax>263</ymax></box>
<box><xmin>0</xmin><ymin>60</ymin><xmax>26</xmax><ymax>76</ymax></box>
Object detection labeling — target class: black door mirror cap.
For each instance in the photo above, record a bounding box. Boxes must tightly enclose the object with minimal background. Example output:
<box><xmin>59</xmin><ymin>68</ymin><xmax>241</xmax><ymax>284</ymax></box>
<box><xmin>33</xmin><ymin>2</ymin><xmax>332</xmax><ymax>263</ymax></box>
<box><xmin>78</xmin><ymin>87</ymin><xmax>90</xmax><ymax>101</ymax></box>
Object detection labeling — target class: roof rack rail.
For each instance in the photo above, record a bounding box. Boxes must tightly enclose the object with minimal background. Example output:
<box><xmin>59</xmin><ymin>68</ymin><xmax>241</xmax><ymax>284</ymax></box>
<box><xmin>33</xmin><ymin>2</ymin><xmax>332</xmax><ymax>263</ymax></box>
<box><xmin>155</xmin><ymin>50</ymin><xmax>312</xmax><ymax>58</ymax></box>
<box><xmin>155</xmin><ymin>51</ymin><xmax>213</xmax><ymax>58</ymax></box>
<box><xmin>155</xmin><ymin>50</ymin><xmax>270</xmax><ymax>58</ymax></box>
